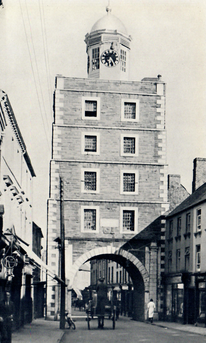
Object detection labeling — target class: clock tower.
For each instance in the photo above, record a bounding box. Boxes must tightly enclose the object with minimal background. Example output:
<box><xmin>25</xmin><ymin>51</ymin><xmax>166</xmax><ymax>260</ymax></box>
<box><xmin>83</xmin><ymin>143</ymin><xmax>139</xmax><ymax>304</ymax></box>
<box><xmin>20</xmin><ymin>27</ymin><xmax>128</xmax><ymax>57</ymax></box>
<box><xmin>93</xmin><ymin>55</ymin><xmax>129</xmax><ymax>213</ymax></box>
<box><xmin>85</xmin><ymin>6</ymin><xmax>131</xmax><ymax>80</ymax></box>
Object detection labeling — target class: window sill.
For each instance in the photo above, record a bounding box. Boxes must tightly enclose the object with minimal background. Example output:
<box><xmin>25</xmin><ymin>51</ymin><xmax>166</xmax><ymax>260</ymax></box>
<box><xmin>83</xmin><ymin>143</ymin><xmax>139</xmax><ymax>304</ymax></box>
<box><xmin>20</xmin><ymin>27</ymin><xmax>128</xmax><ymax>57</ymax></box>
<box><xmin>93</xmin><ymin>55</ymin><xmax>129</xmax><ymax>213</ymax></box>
<box><xmin>175</xmin><ymin>235</ymin><xmax>181</xmax><ymax>242</ymax></box>
<box><xmin>194</xmin><ymin>231</ymin><xmax>202</xmax><ymax>238</ymax></box>
<box><xmin>183</xmin><ymin>232</ymin><xmax>191</xmax><ymax>239</ymax></box>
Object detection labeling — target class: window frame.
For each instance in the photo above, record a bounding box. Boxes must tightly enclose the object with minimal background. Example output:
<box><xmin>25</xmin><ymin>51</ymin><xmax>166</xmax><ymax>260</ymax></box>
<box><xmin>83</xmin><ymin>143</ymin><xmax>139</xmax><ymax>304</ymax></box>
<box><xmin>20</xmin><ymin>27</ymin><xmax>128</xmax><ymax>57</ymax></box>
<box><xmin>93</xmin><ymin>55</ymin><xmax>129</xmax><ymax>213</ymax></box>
<box><xmin>185</xmin><ymin>247</ymin><xmax>190</xmax><ymax>270</ymax></box>
<box><xmin>169</xmin><ymin>220</ymin><xmax>173</xmax><ymax>239</ymax></box>
<box><xmin>92</xmin><ymin>47</ymin><xmax>100</xmax><ymax>70</ymax></box>
<box><xmin>121</xmin><ymin>134</ymin><xmax>139</xmax><ymax>157</ymax></box>
<box><xmin>177</xmin><ymin>216</ymin><xmax>181</xmax><ymax>236</ymax></box>
<box><xmin>196</xmin><ymin>244</ymin><xmax>201</xmax><ymax>271</ymax></box>
<box><xmin>81</xmin><ymin>168</ymin><xmax>100</xmax><ymax>193</ymax></box>
<box><xmin>82</xmin><ymin>96</ymin><xmax>100</xmax><ymax>120</ymax></box>
<box><xmin>196</xmin><ymin>208</ymin><xmax>201</xmax><ymax>232</ymax></box>
<box><xmin>81</xmin><ymin>206</ymin><xmax>99</xmax><ymax>233</ymax></box>
<box><xmin>120</xmin><ymin>170</ymin><xmax>139</xmax><ymax>194</ymax></box>
<box><xmin>120</xmin><ymin>207</ymin><xmax>138</xmax><ymax>234</ymax></box>
<box><xmin>82</xmin><ymin>132</ymin><xmax>100</xmax><ymax>155</ymax></box>
<box><xmin>176</xmin><ymin>249</ymin><xmax>181</xmax><ymax>272</ymax></box>
<box><xmin>186</xmin><ymin>212</ymin><xmax>191</xmax><ymax>233</ymax></box>
<box><xmin>121</xmin><ymin>99</ymin><xmax>139</xmax><ymax>122</ymax></box>
<box><xmin>120</xmin><ymin>49</ymin><xmax>127</xmax><ymax>72</ymax></box>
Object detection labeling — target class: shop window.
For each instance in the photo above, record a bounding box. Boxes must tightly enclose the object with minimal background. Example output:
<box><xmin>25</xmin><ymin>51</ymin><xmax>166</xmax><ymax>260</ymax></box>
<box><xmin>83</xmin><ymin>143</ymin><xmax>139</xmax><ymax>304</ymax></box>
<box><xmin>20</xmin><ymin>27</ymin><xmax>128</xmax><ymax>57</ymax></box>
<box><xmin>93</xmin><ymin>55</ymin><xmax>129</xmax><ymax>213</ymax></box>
<box><xmin>197</xmin><ymin>209</ymin><xmax>201</xmax><ymax>231</ymax></box>
<box><xmin>196</xmin><ymin>245</ymin><xmax>201</xmax><ymax>271</ymax></box>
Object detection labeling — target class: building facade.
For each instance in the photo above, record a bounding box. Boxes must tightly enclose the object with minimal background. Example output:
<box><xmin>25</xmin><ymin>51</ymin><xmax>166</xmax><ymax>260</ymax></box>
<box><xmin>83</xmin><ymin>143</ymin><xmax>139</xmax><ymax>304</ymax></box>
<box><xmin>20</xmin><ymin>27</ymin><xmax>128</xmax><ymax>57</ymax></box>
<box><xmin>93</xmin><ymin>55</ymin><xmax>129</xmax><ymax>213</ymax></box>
<box><xmin>165</xmin><ymin>158</ymin><xmax>206</xmax><ymax>325</ymax></box>
<box><xmin>47</xmin><ymin>7</ymin><xmax>168</xmax><ymax>320</ymax></box>
<box><xmin>0</xmin><ymin>90</ymin><xmax>36</xmax><ymax>328</ymax></box>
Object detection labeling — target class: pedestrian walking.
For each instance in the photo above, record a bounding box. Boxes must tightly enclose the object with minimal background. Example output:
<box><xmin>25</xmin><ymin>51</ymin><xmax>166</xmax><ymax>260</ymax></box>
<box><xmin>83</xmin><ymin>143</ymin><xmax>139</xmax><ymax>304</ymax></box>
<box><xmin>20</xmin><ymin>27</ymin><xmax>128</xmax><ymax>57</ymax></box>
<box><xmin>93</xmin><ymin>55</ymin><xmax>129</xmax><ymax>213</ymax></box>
<box><xmin>147</xmin><ymin>298</ymin><xmax>155</xmax><ymax>324</ymax></box>
<box><xmin>96</xmin><ymin>277</ymin><xmax>107</xmax><ymax>329</ymax></box>
<box><xmin>0</xmin><ymin>291</ymin><xmax>14</xmax><ymax>343</ymax></box>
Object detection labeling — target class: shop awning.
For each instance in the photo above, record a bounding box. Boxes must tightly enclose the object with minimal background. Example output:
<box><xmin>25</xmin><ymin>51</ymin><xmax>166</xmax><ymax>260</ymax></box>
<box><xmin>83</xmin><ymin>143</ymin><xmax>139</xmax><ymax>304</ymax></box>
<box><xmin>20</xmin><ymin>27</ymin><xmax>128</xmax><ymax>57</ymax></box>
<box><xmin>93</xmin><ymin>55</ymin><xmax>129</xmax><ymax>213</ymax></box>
<box><xmin>18</xmin><ymin>241</ymin><xmax>66</xmax><ymax>285</ymax></box>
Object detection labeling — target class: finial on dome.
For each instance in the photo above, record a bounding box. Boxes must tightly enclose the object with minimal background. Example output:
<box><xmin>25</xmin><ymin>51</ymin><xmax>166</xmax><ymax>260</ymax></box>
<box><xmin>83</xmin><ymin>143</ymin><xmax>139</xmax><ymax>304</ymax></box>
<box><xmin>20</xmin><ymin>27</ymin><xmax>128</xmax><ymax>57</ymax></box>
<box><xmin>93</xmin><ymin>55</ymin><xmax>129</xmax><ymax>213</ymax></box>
<box><xmin>106</xmin><ymin>0</ymin><xmax>112</xmax><ymax>13</ymax></box>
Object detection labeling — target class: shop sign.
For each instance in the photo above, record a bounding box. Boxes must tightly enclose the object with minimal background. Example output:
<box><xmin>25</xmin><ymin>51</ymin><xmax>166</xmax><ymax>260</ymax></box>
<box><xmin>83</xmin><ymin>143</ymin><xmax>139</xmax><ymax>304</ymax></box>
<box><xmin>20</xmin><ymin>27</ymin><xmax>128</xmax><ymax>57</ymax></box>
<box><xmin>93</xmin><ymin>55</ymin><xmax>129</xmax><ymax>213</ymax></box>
<box><xmin>166</xmin><ymin>275</ymin><xmax>182</xmax><ymax>284</ymax></box>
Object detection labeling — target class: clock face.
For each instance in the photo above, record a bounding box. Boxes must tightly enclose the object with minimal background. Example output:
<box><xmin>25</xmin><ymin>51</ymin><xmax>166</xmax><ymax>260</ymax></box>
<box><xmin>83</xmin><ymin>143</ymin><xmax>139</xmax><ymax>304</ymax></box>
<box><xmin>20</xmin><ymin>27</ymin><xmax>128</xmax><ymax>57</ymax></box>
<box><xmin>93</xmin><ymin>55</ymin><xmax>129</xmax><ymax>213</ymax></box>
<box><xmin>100</xmin><ymin>49</ymin><xmax>119</xmax><ymax>67</ymax></box>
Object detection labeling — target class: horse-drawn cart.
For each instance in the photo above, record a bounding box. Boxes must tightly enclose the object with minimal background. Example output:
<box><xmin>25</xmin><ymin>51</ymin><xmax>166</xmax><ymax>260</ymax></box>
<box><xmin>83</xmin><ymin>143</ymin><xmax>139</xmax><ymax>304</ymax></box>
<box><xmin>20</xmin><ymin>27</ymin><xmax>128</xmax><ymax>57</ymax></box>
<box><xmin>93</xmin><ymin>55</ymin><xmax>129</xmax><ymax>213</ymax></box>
<box><xmin>86</xmin><ymin>298</ymin><xmax>116</xmax><ymax>330</ymax></box>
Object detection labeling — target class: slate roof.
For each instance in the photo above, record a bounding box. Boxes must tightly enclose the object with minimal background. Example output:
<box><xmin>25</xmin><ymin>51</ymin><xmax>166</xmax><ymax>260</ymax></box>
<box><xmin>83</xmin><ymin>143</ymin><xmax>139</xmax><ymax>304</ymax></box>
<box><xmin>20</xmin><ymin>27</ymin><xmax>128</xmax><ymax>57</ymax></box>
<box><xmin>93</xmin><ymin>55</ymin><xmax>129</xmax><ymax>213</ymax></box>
<box><xmin>167</xmin><ymin>182</ymin><xmax>206</xmax><ymax>218</ymax></box>
<box><xmin>121</xmin><ymin>215</ymin><xmax>165</xmax><ymax>251</ymax></box>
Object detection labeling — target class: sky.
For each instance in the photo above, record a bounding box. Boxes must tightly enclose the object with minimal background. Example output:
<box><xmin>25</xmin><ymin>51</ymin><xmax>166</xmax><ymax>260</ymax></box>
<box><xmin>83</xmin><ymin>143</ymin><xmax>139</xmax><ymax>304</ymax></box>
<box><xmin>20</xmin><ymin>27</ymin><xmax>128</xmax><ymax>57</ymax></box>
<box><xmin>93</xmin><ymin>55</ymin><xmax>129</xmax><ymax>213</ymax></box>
<box><xmin>0</xmin><ymin>0</ymin><xmax>206</xmax><ymax>240</ymax></box>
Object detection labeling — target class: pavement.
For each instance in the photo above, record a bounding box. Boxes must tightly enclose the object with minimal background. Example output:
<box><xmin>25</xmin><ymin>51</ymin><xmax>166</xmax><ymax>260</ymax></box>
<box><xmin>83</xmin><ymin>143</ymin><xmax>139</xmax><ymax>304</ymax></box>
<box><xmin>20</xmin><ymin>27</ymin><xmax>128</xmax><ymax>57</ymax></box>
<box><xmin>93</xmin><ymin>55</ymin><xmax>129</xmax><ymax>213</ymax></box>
<box><xmin>11</xmin><ymin>315</ymin><xmax>206</xmax><ymax>343</ymax></box>
<box><xmin>12</xmin><ymin>318</ymin><xmax>65</xmax><ymax>343</ymax></box>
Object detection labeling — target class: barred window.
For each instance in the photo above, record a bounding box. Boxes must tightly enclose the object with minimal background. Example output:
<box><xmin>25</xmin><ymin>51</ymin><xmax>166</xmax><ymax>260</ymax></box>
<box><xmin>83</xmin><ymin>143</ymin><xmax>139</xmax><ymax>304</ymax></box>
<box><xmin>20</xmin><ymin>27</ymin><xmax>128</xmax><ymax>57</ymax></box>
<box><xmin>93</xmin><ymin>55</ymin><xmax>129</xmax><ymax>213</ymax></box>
<box><xmin>85</xmin><ymin>135</ymin><xmax>97</xmax><ymax>152</ymax></box>
<box><xmin>123</xmin><ymin>210</ymin><xmax>135</xmax><ymax>232</ymax></box>
<box><xmin>120</xmin><ymin>49</ymin><xmax>126</xmax><ymax>72</ymax></box>
<box><xmin>84</xmin><ymin>171</ymin><xmax>96</xmax><ymax>191</ymax></box>
<box><xmin>85</xmin><ymin>100</ymin><xmax>97</xmax><ymax>117</ymax></box>
<box><xmin>123</xmin><ymin>173</ymin><xmax>135</xmax><ymax>192</ymax></box>
<box><xmin>124</xmin><ymin>102</ymin><xmax>136</xmax><ymax>119</ymax></box>
<box><xmin>84</xmin><ymin>209</ymin><xmax>96</xmax><ymax>231</ymax></box>
<box><xmin>123</xmin><ymin>137</ymin><xmax>135</xmax><ymax>154</ymax></box>
<box><xmin>92</xmin><ymin>48</ymin><xmax>100</xmax><ymax>70</ymax></box>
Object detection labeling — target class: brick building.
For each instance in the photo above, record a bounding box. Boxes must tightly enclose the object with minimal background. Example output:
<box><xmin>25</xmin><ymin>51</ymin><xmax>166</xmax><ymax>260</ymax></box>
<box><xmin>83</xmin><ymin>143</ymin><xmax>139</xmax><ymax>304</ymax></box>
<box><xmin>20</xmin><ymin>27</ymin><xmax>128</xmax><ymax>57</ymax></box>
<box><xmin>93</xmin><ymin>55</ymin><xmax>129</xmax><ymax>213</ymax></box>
<box><xmin>47</xmin><ymin>6</ymin><xmax>169</xmax><ymax>320</ymax></box>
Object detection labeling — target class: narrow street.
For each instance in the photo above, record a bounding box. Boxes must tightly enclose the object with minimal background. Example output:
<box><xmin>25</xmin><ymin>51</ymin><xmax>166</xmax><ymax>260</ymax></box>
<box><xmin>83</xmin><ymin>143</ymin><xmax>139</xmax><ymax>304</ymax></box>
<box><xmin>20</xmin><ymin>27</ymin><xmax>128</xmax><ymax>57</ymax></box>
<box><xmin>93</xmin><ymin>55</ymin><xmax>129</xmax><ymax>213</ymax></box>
<box><xmin>62</xmin><ymin>315</ymin><xmax>206</xmax><ymax>343</ymax></box>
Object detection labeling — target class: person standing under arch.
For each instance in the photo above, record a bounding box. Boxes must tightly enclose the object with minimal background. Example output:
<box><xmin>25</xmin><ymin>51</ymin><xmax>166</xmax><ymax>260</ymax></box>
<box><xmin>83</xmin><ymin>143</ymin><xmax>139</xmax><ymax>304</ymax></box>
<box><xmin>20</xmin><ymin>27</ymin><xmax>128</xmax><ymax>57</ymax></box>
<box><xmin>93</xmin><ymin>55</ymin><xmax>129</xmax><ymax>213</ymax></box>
<box><xmin>96</xmin><ymin>277</ymin><xmax>108</xmax><ymax>329</ymax></box>
<box><xmin>147</xmin><ymin>298</ymin><xmax>155</xmax><ymax>324</ymax></box>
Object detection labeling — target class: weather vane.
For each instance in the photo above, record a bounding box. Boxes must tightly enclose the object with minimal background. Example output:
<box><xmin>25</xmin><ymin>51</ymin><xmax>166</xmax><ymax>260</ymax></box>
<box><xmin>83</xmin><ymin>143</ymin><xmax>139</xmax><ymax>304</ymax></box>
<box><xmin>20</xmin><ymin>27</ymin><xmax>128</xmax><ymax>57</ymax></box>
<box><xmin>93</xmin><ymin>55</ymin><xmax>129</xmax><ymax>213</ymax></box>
<box><xmin>106</xmin><ymin>0</ymin><xmax>112</xmax><ymax>13</ymax></box>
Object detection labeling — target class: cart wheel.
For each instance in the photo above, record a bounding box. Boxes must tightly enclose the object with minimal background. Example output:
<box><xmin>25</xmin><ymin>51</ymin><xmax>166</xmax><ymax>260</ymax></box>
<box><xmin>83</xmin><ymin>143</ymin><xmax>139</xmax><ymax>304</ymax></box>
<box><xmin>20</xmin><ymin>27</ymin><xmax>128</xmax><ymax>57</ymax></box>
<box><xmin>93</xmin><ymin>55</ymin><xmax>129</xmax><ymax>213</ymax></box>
<box><xmin>87</xmin><ymin>316</ymin><xmax>90</xmax><ymax>330</ymax></box>
<box><xmin>112</xmin><ymin>313</ymin><xmax>115</xmax><ymax>330</ymax></box>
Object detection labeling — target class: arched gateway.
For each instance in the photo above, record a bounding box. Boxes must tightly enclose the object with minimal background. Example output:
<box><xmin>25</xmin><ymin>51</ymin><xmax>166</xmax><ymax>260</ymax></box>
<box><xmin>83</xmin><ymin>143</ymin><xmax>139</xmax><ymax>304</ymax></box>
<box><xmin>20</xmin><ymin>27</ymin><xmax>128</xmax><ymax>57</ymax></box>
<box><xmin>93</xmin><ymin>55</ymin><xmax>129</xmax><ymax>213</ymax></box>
<box><xmin>68</xmin><ymin>246</ymin><xmax>149</xmax><ymax>321</ymax></box>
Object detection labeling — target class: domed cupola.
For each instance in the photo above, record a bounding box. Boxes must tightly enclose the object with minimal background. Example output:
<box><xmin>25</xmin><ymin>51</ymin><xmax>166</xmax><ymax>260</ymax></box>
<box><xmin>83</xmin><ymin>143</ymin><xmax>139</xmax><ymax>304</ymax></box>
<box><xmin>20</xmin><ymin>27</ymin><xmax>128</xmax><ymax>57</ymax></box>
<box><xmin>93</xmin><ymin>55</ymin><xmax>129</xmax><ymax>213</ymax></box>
<box><xmin>85</xmin><ymin>6</ymin><xmax>132</xmax><ymax>81</ymax></box>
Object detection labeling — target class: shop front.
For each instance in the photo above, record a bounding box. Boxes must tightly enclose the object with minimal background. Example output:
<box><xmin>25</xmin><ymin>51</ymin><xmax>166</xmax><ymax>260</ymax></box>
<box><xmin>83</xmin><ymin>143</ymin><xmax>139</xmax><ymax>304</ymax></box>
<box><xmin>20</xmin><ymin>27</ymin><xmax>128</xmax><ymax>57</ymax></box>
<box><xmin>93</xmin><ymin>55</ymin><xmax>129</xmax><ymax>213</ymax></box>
<box><xmin>164</xmin><ymin>274</ymin><xmax>195</xmax><ymax>324</ymax></box>
<box><xmin>195</xmin><ymin>274</ymin><xmax>206</xmax><ymax>326</ymax></box>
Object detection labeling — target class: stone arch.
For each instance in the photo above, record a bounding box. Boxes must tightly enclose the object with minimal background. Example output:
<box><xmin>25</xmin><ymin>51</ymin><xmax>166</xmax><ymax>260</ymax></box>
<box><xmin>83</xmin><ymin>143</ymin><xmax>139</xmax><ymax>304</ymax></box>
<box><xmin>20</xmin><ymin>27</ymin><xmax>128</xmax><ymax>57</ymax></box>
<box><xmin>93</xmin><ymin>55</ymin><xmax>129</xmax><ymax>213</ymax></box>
<box><xmin>68</xmin><ymin>245</ymin><xmax>149</xmax><ymax>291</ymax></box>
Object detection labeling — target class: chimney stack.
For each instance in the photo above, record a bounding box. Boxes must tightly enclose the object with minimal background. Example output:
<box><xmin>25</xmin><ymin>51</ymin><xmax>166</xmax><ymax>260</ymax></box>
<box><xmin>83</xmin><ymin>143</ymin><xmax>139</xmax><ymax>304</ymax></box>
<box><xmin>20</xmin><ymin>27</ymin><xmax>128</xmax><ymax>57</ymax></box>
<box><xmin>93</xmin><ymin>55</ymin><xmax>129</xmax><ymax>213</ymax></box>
<box><xmin>192</xmin><ymin>158</ymin><xmax>206</xmax><ymax>193</ymax></box>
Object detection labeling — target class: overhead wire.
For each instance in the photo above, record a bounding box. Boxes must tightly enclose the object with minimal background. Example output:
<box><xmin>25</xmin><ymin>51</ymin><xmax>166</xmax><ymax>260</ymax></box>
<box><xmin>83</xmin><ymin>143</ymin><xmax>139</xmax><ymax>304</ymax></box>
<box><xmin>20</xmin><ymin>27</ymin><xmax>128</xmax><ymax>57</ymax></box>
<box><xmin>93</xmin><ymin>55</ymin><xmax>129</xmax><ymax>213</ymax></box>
<box><xmin>39</xmin><ymin>0</ymin><xmax>53</xmax><ymax>121</ymax></box>
<box><xmin>24</xmin><ymin>0</ymin><xmax>51</xmax><ymax>138</ymax></box>
<box><xmin>18</xmin><ymin>0</ymin><xmax>51</xmax><ymax>150</ymax></box>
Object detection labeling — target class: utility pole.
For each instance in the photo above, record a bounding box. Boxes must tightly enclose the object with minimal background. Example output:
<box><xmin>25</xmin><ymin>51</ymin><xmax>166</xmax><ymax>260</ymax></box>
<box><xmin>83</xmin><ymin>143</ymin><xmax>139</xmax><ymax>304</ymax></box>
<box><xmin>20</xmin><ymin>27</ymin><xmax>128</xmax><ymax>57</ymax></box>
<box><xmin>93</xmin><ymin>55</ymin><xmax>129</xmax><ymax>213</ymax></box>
<box><xmin>59</xmin><ymin>177</ymin><xmax>65</xmax><ymax>329</ymax></box>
